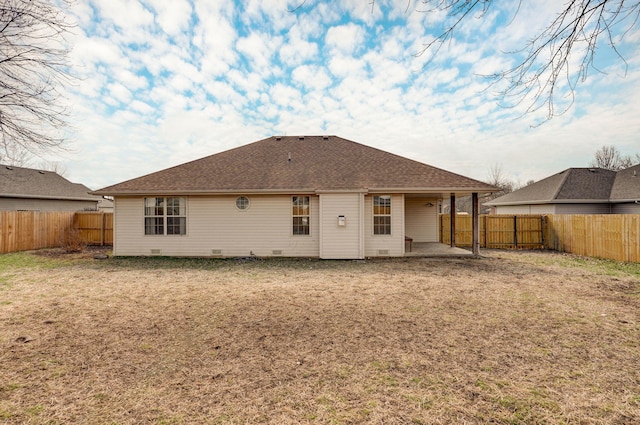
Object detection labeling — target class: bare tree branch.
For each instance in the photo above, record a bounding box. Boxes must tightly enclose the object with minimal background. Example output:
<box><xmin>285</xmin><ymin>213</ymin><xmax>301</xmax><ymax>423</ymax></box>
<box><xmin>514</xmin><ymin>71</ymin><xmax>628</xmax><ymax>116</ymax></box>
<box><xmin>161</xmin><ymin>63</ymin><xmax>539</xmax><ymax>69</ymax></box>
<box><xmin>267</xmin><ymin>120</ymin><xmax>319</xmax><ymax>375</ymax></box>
<box><xmin>322</xmin><ymin>0</ymin><xmax>639</xmax><ymax>123</ymax></box>
<box><xmin>410</xmin><ymin>0</ymin><xmax>640</xmax><ymax>123</ymax></box>
<box><xmin>0</xmin><ymin>0</ymin><xmax>74</xmax><ymax>163</ymax></box>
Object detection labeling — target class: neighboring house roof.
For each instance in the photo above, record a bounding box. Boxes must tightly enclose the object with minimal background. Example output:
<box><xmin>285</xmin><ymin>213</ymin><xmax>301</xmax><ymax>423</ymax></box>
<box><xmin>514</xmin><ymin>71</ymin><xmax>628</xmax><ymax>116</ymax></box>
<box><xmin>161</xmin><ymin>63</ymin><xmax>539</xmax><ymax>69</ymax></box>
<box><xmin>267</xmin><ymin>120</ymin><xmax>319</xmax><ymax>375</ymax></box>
<box><xmin>0</xmin><ymin>164</ymin><xmax>98</xmax><ymax>202</ymax></box>
<box><xmin>94</xmin><ymin>135</ymin><xmax>497</xmax><ymax>195</ymax></box>
<box><xmin>487</xmin><ymin>166</ymin><xmax>640</xmax><ymax>206</ymax></box>
<box><xmin>610</xmin><ymin>163</ymin><xmax>640</xmax><ymax>202</ymax></box>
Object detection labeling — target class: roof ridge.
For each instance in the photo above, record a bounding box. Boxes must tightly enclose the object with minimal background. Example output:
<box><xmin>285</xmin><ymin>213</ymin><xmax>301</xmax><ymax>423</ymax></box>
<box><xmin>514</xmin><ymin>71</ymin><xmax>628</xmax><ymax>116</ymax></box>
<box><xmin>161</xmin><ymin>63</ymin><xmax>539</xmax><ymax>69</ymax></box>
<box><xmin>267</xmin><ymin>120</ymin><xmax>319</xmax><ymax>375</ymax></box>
<box><xmin>550</xmin><ymin>169</ymin><xmax>572</xmax><ymax>201</ymax></box>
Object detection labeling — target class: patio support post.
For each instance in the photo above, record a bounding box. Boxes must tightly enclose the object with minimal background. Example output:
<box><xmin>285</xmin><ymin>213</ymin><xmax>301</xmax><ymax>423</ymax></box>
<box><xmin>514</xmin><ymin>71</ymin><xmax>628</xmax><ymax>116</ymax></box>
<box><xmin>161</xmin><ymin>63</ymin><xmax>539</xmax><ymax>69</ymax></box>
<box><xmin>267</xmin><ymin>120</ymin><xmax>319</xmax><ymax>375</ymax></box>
<box><xmin>472</xmin><ymin>192</ymin><xmax>480</xmax><ymax>256</ymax></box>
<box><xmin>449</xmin><ymin>194</ymin><xmax>456</xmax><ymax>248</ymax></box>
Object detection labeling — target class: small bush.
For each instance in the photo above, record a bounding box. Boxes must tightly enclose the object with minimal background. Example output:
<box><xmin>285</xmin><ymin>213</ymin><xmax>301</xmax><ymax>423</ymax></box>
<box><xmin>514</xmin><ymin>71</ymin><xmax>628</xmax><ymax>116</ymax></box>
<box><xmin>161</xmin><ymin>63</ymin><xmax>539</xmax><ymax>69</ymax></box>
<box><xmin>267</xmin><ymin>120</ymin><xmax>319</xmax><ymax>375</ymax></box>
<box><xmin>59</xmin><ymin>227</ymin><xmax>87</xmax><ymax>253</ymax></box>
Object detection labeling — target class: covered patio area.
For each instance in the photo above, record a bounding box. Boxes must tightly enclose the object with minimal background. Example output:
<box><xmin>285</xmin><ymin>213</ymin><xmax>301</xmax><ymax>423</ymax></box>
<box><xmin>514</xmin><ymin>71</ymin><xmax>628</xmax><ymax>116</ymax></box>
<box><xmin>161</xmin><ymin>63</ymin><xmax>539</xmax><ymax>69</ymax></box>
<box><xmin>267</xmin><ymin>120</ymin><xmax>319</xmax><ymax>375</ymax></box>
<box><xmin>403</xmin><ymin>242</ymin><xmax>474</xmax><ymax>258</ymax></box>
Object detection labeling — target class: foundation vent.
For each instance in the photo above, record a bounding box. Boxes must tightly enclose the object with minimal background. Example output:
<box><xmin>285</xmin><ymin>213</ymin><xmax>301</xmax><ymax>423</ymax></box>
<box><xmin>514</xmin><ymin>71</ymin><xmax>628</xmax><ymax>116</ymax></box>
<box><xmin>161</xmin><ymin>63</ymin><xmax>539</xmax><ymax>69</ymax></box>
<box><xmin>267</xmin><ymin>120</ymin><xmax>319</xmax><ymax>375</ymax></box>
<box><xmin>211</xmin><ymin>249</ymin><xmax>222</xmax><ymax>256</ymax></box>
<box><xmin>272</xmin><ymin>250</ymin><xmax>283</xmax><ymax>256</ymax></box>
<box><xmin>150</xmin><ymin>249</ymin><xmax>161</xmax><ymax>255</ymax></box>
<box><xmin>377</xmin><ymin>249</ymin><xmax>389</xmax><ymax>256</ymax></box>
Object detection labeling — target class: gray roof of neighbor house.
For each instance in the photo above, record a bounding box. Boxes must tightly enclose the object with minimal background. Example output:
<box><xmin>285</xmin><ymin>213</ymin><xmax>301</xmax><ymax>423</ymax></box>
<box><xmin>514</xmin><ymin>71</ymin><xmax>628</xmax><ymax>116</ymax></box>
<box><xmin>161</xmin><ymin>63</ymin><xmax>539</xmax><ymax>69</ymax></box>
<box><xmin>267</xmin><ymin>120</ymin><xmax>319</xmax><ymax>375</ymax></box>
<box><xmin>610</xmin><ymin>163</ymin><xmax>640</xmax><ymax>201</ymax></box>
<box><xmin>486</xmin><ymin>165</ymin><xmax>640</xmax><ymax>206</ymax></box>
<box><xmin>94</xmin><ymin>135</ymin><xmax>497</xmax><ymax>195</ymax></box>
<box><xmin>0</xmin><ymin>164</ymin><xmax>99</xmax><ymax>201</ymax></box>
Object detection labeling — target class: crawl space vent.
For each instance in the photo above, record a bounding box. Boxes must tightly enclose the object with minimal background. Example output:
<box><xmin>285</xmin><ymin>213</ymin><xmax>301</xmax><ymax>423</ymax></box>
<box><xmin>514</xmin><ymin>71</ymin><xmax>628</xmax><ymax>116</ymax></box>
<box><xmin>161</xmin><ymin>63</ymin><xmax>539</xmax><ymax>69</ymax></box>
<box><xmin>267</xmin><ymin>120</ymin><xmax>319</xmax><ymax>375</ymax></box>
<box><xmin>150</xmin><ymin>249</ymin><xmax>161</xmax><ymax>255</ymax></box>
<box><xmin>377</xmin><ymin>249</ymin><xmax>389</xmax><ymax>256</ymax></box>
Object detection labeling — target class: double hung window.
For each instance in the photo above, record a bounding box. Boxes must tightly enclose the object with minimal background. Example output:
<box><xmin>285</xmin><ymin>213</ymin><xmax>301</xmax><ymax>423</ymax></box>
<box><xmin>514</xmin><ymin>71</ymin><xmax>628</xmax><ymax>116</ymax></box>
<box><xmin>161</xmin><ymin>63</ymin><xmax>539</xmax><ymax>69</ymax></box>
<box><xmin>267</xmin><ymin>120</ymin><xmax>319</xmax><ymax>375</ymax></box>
<box><xmin>373</xmin><ymin>195</ymin><xmax>391</xmax><ymax>235</ymax></box>
<box><xmin>292</xmin><ymin>196</ymin><xmax>310</xmax><ymax>235</ymax></box>
<box><xmin>144</xmin><ymin>197</ymin><xmax>186</xmax><ymax>235</ymax></box>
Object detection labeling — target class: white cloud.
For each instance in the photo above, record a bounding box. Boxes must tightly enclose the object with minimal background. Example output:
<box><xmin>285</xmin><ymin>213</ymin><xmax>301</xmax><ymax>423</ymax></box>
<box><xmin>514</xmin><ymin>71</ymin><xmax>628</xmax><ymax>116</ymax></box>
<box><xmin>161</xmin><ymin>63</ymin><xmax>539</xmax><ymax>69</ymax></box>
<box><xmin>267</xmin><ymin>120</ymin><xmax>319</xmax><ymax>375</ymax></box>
<box><xmin>327</xmin><ymin>55</ymin><xmax>367</xmax><ymax>79</ymax></box>
<box><xmin>193</xmin><ymin>1</ymin><xmax>238</xmax><ymax>76</ymax></box>
<box><xmin>279</xmin><ymin>27</ymin><xmax>320</xmax><ymax>66</ymax></box>
<box><xmin>292</xmin><ymin>65</ymin><xmax>332</xmax><ymax>91</ymax></box>
<box><xmin>236</xmin><ymin>32</ymin><xmax>283</xmax><ymax>71</ymax></box>
<box><xmin>147</xmin><ymin>0</ymin><xmax>193</xmax><ymax>36</ymax></box>
<box><xmin>325</xmin><ymin>23</ymin><xmax>365</xmax><ymax>55</ymax></box>
<box><xmin>107</xmin><ymin>83</ymin><xmax>133</xmax><ymax>104</ymax></box>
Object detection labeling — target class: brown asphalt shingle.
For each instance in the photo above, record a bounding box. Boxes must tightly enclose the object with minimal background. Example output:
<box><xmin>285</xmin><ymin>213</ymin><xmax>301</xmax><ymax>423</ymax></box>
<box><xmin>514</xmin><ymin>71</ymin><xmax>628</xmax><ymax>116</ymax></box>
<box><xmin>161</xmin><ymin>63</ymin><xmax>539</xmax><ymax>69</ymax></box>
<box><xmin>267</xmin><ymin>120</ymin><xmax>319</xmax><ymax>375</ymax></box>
<box><xmin>95</xmin><ymin>136</ymin><xmax>496</xmax><ymax>194</ymax></box>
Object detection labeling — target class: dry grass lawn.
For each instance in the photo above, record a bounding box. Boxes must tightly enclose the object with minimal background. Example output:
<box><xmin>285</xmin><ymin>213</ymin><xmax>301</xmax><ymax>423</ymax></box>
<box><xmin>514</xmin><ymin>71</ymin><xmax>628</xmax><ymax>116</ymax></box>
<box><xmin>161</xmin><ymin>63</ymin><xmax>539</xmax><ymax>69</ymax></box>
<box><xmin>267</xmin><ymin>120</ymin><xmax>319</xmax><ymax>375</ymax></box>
<box><xmin>0</xmin><ymin>249</ymin><xmax>639</xmax><ymax>424</ymax></box>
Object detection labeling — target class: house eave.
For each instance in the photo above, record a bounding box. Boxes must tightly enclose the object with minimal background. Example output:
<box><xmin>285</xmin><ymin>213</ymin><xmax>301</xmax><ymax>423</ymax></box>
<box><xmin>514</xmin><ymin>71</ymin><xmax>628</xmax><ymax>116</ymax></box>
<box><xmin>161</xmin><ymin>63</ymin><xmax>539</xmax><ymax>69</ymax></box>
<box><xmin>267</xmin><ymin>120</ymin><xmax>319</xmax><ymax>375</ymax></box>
<box><xmin>488</xmin><ymin>199</ymin><xmax>613</xmax><ymax>206</ymax></box>
<box><xmin>0</xmin><ymin>193</ymin><xmax>99</xmax><ymax>202</ymax></box>
<box><xmin>609</xmin><ymin>198</ymin><xmax>640</xmax><ymax>203</ymax></box>
<box><xmin>93</xmin><ymin>188</ymin><xmax>319</xmax><ymax>196</ymax></box>
<box><xmin>95</xmin><ymin>186</ymin><xmax>498</xmax><ymax>197</ymax></box>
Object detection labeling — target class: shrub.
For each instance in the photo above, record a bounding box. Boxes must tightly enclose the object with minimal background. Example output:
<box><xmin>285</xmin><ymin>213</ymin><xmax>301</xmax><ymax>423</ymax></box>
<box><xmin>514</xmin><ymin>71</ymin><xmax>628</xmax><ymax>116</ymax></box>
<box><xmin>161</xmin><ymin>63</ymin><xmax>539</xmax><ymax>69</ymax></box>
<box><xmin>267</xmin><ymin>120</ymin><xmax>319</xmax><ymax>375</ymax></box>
<box><xmin>59</xmin><ymin>227</ymin><xmax>86</xmax><ymax>253</ymax></box>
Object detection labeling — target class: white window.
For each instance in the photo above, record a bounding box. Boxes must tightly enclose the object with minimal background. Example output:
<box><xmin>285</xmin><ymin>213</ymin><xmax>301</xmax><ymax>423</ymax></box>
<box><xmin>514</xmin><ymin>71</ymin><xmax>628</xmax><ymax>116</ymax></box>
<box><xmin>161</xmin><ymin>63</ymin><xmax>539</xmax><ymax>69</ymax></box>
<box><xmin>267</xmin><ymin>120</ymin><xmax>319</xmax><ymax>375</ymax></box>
<box><xmin>144</xmin><ymin>197</ymin><xmax>186</xmax><ymax>235</ymax></box>
<box><xmin>292</xmin><ymin>196</ymin><xmax>310</xmax><ymax>235</ymax></box>
<box><xmin>373</xmin><ymin>195</ymin><xmax>391</xmax><ymax>235</ymax></box>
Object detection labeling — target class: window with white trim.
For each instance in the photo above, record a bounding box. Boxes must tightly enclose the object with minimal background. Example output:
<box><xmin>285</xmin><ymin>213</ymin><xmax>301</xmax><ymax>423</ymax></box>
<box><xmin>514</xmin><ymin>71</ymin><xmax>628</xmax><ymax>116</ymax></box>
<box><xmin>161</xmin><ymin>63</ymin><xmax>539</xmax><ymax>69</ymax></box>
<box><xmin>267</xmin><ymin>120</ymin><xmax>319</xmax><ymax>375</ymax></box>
<box><xmin>373</xmin><ymin>195</ymin><xmax>391</xmax><ymax>235</ymax></box>
<box><xmin>292</xmin><ymin>196</ymin><xmax>310</xmax><ymax>235</ymax></box>
<box><xmin>144</xmin><ymin>197</ymin><xmax>186</xmax><ymax>235</ymax></box>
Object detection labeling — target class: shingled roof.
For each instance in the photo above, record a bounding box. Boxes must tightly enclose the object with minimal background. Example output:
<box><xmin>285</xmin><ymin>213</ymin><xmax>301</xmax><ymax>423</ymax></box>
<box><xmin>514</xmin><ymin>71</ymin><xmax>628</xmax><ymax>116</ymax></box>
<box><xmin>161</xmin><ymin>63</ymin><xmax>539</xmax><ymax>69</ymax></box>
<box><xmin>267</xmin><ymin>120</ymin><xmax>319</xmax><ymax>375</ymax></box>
<box><xmin>0</xmin><ymin>164</ymin><xmax>98</xmax><ymax>201</ymax></box>
<box><xmin>487</xmin><ymin>165</ymin><xmax>640</xmax><ymax>206</ymax></box>
<box><xmin>94</xmin><ymin>135</ymin><xmax>496</xmax><ymax>195</ymax></box>
<box><xmin>610</xmin><ymin>164</ymin><xmax>640</xmax><ymax>201</ymax></box>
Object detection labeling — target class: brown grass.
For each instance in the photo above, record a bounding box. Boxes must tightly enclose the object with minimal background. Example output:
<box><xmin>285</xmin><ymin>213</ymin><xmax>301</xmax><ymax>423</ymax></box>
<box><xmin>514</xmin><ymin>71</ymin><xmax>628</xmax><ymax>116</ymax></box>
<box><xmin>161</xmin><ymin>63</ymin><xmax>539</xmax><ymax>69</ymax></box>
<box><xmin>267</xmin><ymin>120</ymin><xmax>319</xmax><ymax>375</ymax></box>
<box><xmin>1</xmin><ymin>250</ymin><xmax>639</xmax><ymax>424</ymax></box>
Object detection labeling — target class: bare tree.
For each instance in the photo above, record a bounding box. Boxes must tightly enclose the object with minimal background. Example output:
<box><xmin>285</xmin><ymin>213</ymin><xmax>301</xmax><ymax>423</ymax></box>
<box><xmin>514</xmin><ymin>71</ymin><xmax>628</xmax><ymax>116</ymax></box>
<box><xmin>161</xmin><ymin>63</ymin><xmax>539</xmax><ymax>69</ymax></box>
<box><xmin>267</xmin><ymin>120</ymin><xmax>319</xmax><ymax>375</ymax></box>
<box><xmin>37</xmin><ymin>160</ymin><xmax>67</xmax><ymax>176</ymax></box>
<box><xmin>0</xmin><ymin>0</ymin><xmax>73</xmax><ymax>163</ymax></box>
<box><xmin>317</xmin><ymin>1</ymin><xmax>635</xmax><ymax>122</ymax></box>
<box><xmin>590</xmin><ymin>145</ymin><xmax>639</xmax><ymax>170</ymax></box>
<box><xmin>485</xmin><ymin>163</ymin><xmax>516</xmax><ymax>198</ymax></box>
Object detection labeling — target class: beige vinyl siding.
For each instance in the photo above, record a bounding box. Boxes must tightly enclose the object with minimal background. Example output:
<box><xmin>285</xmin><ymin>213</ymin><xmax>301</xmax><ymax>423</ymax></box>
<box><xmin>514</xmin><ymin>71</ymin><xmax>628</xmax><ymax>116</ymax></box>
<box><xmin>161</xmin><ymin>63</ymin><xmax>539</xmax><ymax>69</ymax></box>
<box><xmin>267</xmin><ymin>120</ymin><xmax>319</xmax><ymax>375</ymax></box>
<box><xmin>0</xmin><ymin>197</ymin><xmax>97</xmax><ymax>212</ymax></box>
<box><xmin>319</xmin><ymin>193</ymin><xmax>364</xmax><ymax>259</ymax></box>
<box><xmin>555</xmin><ymin>203</ymin><xmax>611</xmax><ymax>214</ymax></box>
<box><xmin>404</xmin><ymin>197</ymin><xmax>438</xmax><ymax>242</ymax></box>
<box><xmin>611</xmin><ymin>203</ymin><xmax>640</xmax><ymax>213</ymax></box>
<box><xmin>113</xmin><ymin>195</ymin><xmax>319</xmax><ymax>257</ymax></box>
<box><xmin>364</xmin><ymin>194</ymin><xmax>404</xmax><ymax>257</ymax></box>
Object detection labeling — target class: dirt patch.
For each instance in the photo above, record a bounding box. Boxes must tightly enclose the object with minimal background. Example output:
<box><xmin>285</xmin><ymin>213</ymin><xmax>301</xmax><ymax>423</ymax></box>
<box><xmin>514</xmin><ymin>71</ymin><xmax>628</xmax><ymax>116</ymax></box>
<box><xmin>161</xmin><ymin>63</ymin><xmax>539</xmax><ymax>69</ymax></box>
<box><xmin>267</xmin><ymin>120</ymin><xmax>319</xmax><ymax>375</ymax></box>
<box><xmin>0</xmin><ymin>250</ymin><xmax>638</xmax><ymax>424</ymax></box>
<box><xmin>32</xmin><ymin>245</ymin><xmax>112</xmax><ymax>260</ymax></box>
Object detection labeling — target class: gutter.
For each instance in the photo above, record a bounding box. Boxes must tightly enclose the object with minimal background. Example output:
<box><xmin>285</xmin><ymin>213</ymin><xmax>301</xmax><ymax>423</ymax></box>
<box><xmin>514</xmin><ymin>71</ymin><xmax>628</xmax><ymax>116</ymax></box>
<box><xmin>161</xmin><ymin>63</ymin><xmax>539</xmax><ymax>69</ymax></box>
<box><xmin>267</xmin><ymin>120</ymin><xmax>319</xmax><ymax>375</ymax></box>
<box><xmin>94</xmin><ymin>186</ymin><xmax>499</xmax><ymax>197</ymax></box>
<box><xmin>0</xmin><ymin>193</ymin><xmax>100</xmax><ymax>202</ymax></box>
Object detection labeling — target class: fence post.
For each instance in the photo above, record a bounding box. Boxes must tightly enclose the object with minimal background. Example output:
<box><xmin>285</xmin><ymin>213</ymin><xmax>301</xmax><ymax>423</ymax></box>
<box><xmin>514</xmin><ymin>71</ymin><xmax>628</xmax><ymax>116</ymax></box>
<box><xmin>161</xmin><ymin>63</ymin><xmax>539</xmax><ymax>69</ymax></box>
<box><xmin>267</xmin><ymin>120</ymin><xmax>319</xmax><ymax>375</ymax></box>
<box><xmin>100</xmin><ymin>212</ymin><xmax>105</xmax><ymax>246</ymax></box>
<box><xmin>450</xmin><ymin>194</ymin><xmax>456</xmax><ymax>247</ymax></box>
<box><xmin>513</xmin><ymin>215</ymin><xmax>518</xmax><ymax>248</ymax></box>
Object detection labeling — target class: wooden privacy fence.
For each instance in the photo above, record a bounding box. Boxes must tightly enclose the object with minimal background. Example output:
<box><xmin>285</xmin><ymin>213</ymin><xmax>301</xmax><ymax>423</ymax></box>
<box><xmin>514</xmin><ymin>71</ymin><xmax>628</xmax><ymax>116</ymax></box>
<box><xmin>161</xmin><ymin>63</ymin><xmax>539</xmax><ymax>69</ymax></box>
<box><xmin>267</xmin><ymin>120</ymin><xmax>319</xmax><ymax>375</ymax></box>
<box><xmin>440</xmin><ymin>214</ymin><xmax>546</xmax><ymax>249</ymax></box>
<box><xmin>0</xmin><ymin>211</ymin><xmax>75</xmax><ymax>254</ymax></box>
<box><xmin>546</xmin><ymin>214</ymin><xmax>640</xmax><ymax>263</ymax></box>
<box><xmin>0</xmin><ymin>211</ymin><xmax>113</xmax><ymax>254</ymax></box>
<box><xmin>440</xmin><ymin>214</ymin><xmax>640</xmax><ymax>262</ymax></box>
<box><xmin>75</xmin><ymin>212</ymin><xmax>113</xmax><ymax>246</ymax></box>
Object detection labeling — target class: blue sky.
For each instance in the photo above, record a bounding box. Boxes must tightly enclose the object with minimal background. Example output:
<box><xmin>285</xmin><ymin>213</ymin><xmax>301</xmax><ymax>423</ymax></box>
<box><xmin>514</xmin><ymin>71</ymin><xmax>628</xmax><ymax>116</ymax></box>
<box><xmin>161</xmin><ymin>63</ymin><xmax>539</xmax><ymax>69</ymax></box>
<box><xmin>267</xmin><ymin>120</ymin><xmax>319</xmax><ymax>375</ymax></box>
<box><xmin>49</xmin><ymin>0</ymin><xmax>640</xmax><ymax>189</ymax></box>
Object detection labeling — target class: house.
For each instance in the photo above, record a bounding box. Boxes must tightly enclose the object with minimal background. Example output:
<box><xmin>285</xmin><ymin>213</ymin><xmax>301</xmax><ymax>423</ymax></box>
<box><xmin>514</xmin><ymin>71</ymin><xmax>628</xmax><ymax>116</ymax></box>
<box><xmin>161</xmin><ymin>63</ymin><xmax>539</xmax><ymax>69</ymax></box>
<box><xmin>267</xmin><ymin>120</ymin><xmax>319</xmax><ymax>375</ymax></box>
<box><xmin>0</xmin><ymin>164</ymin><xmax>100</xmax><ymax>212</ymax></box>
<box><xmin>93</xmin><ymin>136</ymin><xmax>496</xmax><ymax>259</ymax></box>
<box><xmin>486</xmin><ymin>164</ymin><xmax>640</xmax><ymax>214</ymax></box>
<box><xmin>97</xmin><ymin>197</ymin><xmax>114</xmax><ymax>212</ymax></box>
